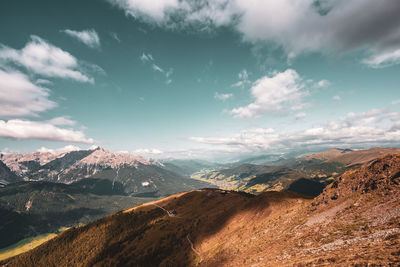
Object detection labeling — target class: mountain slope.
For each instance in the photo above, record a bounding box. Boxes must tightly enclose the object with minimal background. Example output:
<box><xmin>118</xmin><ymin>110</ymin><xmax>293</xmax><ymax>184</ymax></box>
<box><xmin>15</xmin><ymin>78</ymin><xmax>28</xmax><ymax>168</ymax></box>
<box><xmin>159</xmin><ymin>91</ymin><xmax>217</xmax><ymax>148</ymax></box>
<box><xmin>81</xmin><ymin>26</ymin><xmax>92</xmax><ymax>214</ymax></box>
<box><xmin>2</xmin><ymin>147</ymin><xmax>212</xmax><ymax>197</ymax></box>
<box><xmin>0</xmin><ymin>179</ymin><xmax>155</xmax><ymax>249</ymax></box>
<box><xmin>326</xmin><ymin>147</ymin><xmax>400</xmax><ymax>166</ymax></box>
<box><xmin>3</xmin><ymin>153</ymin><xmax>400</xmax><ymax>266</ymax></box>
<box><xmin>0</xmin><ymin>160</ymin><xmax>21</xmax><ymax>186</ymax></box>
<box><xmin>298</xmin><ymin>148</ymin><xmax>353</xmax><ymax>161</ymax></box>
<box><xmin>192</xmin><ymin>164</ymin><xmax>312</xmax><ymax>194</ymax></box>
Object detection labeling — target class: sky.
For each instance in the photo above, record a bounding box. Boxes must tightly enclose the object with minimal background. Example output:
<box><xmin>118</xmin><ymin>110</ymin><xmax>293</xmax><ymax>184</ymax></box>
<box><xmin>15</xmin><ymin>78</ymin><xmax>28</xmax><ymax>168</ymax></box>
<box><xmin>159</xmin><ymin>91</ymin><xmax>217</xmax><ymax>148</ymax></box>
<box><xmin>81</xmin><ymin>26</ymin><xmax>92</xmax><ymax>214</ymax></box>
<box><xmin>1</xmin><ymin>0</ymin><xmax>400</xmax><ymax>160</ymax></box>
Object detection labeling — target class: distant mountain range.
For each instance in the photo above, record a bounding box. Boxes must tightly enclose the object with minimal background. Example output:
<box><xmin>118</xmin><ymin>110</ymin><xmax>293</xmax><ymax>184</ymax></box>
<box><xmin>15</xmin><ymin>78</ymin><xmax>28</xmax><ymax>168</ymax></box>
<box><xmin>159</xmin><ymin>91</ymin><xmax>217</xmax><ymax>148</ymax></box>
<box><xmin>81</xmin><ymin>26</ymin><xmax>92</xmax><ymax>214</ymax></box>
<box><xmin>1</xmin><ymin>146</ymin><xmax>399</xmax><ymax>255</ymax></box>
<box><xmin>0</xmin><ymin>147</ymin><xmax>211</xmax><ymax>197</ymax></box>
<box><xmin>4</xmin><ymin>152</ymin><xmax>399</xmax><ymax>266</ymax></box>
<box><xmin>192</xmin><ymin>147</ymin><xmax>400</xmax><ymax>195</ymax></box>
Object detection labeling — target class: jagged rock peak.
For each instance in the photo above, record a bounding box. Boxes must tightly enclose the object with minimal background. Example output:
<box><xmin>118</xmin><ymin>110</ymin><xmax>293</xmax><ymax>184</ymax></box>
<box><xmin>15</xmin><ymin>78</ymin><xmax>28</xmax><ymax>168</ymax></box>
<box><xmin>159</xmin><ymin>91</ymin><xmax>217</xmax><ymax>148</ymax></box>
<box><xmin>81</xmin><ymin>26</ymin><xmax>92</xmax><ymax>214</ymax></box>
<box><xmin>78</xmin><ymin>147</ymin><xmax>150</xmax><ymax>168</ymax></box>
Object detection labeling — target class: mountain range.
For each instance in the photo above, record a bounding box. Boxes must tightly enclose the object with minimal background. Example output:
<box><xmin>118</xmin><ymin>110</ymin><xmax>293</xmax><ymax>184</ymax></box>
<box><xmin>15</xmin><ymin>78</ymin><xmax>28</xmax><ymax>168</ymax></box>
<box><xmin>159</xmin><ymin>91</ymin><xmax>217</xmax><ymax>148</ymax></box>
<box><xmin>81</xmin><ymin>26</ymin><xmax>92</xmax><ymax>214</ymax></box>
<box><xmin>1</xmin><ymin>147</ymin><xmax>210</xmax><ymax>197</ymax></box>
<box><xmin>2</xmin><ymin>152</ymin><xmax>399</xmax><ymax>266</ymax></box>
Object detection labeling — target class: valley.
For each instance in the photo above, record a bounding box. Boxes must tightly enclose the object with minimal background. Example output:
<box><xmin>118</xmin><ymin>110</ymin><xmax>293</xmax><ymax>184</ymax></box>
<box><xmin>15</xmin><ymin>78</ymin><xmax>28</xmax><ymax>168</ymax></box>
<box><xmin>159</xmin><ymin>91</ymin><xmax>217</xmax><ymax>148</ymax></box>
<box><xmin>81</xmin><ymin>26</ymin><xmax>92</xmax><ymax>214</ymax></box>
<box><xmin>1</xmin><ymin>152</ymin><xmax>400</xmax><ymax>266</ymax></box>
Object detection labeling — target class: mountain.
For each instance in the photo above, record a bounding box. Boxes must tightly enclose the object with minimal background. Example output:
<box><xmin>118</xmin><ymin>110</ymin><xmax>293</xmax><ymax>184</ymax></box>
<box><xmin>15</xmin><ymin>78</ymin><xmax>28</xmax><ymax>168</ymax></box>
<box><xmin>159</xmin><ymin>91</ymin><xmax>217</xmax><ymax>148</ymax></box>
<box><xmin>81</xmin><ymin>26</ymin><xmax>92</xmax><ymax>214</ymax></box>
<box><xmin>3</xmin><ymin>153</ymin><xmax>400</xmax><ymax>266</ymax></box>
<box><xmin>1</xmin><ymin>147</ymin><xmax>212</xmax><ymax>197</ymax></box>
<box><xmin>0</xmin><ymin>179</ymin><xmax>156</xmax><ymax>249</ymax></box>
<box><xmin>0</xmin><ymin>160</ymin><xmax>21</xmax><ymax>186</ymax></box>
<box><xmin>160</xmin><ymin>159</ymin><xmax>217</xmax><ymax>177</ymax></box>
<box><xmin>298</xmin><ymin>148</ymin><xmax>353</xmax><ymax>161</ymax></box>
<box><xmin>3</xmin><ymin>153</ymin><xmax>399</xmax><ymax>266</ymax></box>
<box><xmin>235</xmin><ymin>154</ymin><xmax>285</xmax><ymax>165</ymax></box>
<box><xmin>191</xmin><ymin>163</ymin><xmax>317</xmax><ymax>194</ymax></box>
<box><xmin>1</xmin><ymin>152</ymin><xmax>60</xmax><ymax>176</ymax></box>
<box><xmin>325</xmin><ymin>147</ymin><xmax>400</xmax><ymax>166</ymax></box>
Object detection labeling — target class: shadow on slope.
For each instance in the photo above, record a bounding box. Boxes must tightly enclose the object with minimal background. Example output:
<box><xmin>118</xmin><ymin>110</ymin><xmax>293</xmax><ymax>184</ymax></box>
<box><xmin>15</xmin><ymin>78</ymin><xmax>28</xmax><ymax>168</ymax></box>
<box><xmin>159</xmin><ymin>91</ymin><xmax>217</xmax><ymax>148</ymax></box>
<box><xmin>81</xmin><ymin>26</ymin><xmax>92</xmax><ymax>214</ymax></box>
<box><xmin>1</xmin><ymin>189</ymin><xmax>310</xmax><ymax>266</ymax></box>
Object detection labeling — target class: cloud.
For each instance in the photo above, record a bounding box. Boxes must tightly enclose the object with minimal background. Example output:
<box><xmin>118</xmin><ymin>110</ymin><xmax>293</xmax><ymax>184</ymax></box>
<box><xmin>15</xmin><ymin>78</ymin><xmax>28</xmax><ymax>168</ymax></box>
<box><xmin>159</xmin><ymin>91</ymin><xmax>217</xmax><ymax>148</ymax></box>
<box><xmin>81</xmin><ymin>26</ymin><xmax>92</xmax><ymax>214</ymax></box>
<box><xmin>61</xmin><ymin>29</ymin><xmax>101</xmax><ymax>49</ymax></box>
<box><xmin>108</xmin><ymin>0</ymin><xmax>400</xmax><ymax>66</ymax></box>
<box><xmin>152</xmin><ymin>63</ymin><xmax>164</xmax><ymax>73</ymax></box>
<box><xmin>45</xmin><ymin>116</ymin><xmax>76</xmax><ymax>126</ymax></box>
<box><xmin>231</xmin><ymin>69</ymin><xmax>250</xmax><ymax>88</ymax></box>
<box><xmin>35</xmin><ymin>79</ymin><xmax>53</xmax><ymax>85</ymax></box>
<box><xmin>140</xmin><ymin>53</ymin><xmax>154</xmax><ymax>63</ymax></box>
<box><xmin>109</xmin><ymin>32</ymin><xmax>121</xmax><ymax>43</ymax></box>
<box><xmin>315</xmin><ymin>79</ymin><xmax>331</xmax><ymax>88</ymax></box>
<box><xmin>295</xmin><ymin>112</ymin><xmax>306</xmax><ymax>119</ymax></box>
<box><xmin>214</xmin><ymin>92</ymin><xmax>233</xmax><ymax>101</ymax></box>
<box><xmin>190</xmin><ymin>108</ymin><xmax>400</xmax><ymax>154</ymax></box>
<box><xmin>0</xmin><ymin>35</ymin><xmax>93</xmax><ymax>83</ymax></box>
<box><xmin>140</xmin><ymin>52</ymin><xmax>173</xmax><ymax>83</ymax></box>
<box><xmin>0</xmin><ymin>119</ymin><xmax>94</xmax><ymax>143</ymax></box>
<box><xmin>362</xmin><ymin>48</ymin><xmax>400</xmax><ymax>68</ymax></box>
<box><xmin>231</xmin><ymin>69</ymin><xmax>309</xmax><ymax>118</ymax></box>
<box><xmin>392</xmin><ymin>99</ymin><xmax>400</xmax><ymax>105</ymax></box>
<box><xmin>333</xmin><ymin>95</ymin><xmax>341</xmax><ymax>101</ymax></box>
<box><xmin>134</xmin><ymin>148</ymin><xmax>164</xmax><ymax>156</ymax></box>
<box><xmin>36</xmin><ymin>145</ymin><xmax>82</xmax><ymax>154</ymax></box>
<box><xmin>0</xmin><ymin>68</ymin><xmax>57</xmax><ymax>118</ymax></box>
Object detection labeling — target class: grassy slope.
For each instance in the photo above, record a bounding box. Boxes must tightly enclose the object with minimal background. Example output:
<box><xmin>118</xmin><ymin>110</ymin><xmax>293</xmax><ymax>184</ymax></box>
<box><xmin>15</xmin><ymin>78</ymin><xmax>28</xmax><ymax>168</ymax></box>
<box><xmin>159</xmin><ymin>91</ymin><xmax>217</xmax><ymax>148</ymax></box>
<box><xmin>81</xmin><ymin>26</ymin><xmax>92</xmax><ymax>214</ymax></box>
<box><xmin>3</xmin><ymin>154</ymin><xmax>400</xmax><ymax>266</ymax></box>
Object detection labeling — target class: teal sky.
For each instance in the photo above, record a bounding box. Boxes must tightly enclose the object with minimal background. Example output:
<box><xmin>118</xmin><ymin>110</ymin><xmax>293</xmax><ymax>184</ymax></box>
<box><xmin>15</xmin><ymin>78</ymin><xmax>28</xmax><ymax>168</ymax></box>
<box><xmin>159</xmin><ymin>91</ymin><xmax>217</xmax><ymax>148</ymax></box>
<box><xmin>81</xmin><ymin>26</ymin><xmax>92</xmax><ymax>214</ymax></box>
<box><xmin>1</xmin><ymin>0</ymin><xmax>400</xmax><ymax>159</ymax></box>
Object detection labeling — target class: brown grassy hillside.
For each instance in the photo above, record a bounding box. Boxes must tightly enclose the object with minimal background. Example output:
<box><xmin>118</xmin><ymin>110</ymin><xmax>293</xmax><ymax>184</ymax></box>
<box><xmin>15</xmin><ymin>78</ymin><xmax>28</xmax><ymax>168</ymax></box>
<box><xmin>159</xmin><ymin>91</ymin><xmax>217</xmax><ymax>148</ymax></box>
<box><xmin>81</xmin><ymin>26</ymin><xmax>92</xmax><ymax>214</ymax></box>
<box><xmin>2</xmin><ymin>154</ymin><xmax>400</xmax><ymax>266</ymax></box>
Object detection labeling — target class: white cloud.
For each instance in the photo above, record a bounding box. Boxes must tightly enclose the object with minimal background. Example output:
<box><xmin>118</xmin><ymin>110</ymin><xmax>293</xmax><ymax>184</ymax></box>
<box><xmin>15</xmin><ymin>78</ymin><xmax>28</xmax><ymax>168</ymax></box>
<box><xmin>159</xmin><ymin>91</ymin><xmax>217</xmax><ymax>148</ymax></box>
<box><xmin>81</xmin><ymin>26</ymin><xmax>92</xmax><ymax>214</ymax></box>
<box><xmin>315</xmin><ymin>79</ymin><xmax>331</xmax><ymax>88</ymax></box>
<box><xmin>134</xmin><ymin>148</ymin><xmax>164</xmax><ymax>156</ymax></box>
<box><xmin>231</xmin><ymin>69</ymin><xmax>250</xmax><ymax>88</ymax></box>
<box><xmin>362</xmin><ymin>48</ymin><xmax>400</xmax><ymax>68</ymax></box>
<box><xmin>190</xmin><ymin>108</ymin><xmax>400</xmax><ymax>154</ymax></box>
<box><xmin>61</xmin><ymin>29</ymin><xmax>101</xmax><ymax>49</ymax></box>
<box><xmin>214</xmin><ymin>92</ymin><xmax>233</xmax><ymax>101</ymax></box>
<box><xmin>140</xmin><ymin>53</ymin><xmax>153</xmax><ymax>63</ymax></box>
<box><xmin>392</xmin><ymin>99</ymin><xmax>400</xmax><ymax>105</ymax></box>
<box><xmin>109</xmin><ymin>32</ymin><xmax>121</xmax><ymax>43</ymax></box>
<box><xmin>35</xmin><ymin>79</ymin><xmax>52</xmax><ymax>85</ymax></box>
<box><xmin>140</xmin><ymin>52</ymin><xmax>173</xmax><ymax>82</ymax></box>
<box><xmin>231</xmin><ymin>69</ymin><xmax>309</xmax><ymax>118</ymax></box>
<box><xmin>152</xmin><ymin>63</ymin><xmax>164</xmax><ymax>73</ymax></box>
<box><xmin>36</xmin><ymin>145</ymin><xmax>82</xmax><ymax>154</ymax></box>
<box><xmin>0</xmin><ymin>119</ymin><xmax>94</xmax><ymax>143</ymax></box>
<box><xmin>333</xmin><ymin>95</ymin><xmax>341</xmax><ymax>101</ymax></box>
<box><xmin>0</xmin><ymin>68</ymin><xmax>57</xmax><ymax>117</ymax></box>
<box><xmin>108</xmin><ymin>0</ymin><xmax>400</xmax><ymax>67</ymax></box>
<box><xmin>45</xmin><ymin>116</ymin><xmax>76</xmax><ymax>126</ymax></box>
<box><xmin>0</xmin><ymin>35</ymin><xmax>93</xmax><ymax>83</ymax></box>
<box><xmin>295</xmin><ymin>112</ymin><xmax>306</xmax><ymax>119</ymax></box>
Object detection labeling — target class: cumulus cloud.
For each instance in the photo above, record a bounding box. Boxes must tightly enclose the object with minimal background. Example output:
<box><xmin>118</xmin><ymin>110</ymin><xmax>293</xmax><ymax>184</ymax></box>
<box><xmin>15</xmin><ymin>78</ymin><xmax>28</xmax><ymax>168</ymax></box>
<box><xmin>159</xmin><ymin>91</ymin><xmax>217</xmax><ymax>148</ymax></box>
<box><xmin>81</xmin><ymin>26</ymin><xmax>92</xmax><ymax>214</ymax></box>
<box><xmin>214</xmin><ymin>92</ymin><xmax>233</xmax><ymax>101</ymax></box>
<box><xmin>36</xmin><ymin>145</ymin><xmax>82</xmax><ymax>154</ymax></box>
<box><xmin>61</xmin><ymin>29</ymin><xmax>101</xmax><ymax>49</ymax></box>
<box><xmin>0</xmin><ymin>35</ymin><xmax>93</xmax><ymax>83</ymax></box>
<box><xmin>231</xmin><ymin>69</ymin><xmax>309</xmax><ymax>118</ymax></box>
<box><xmin>190</xmin><ymin>108</ymin><xmax>400</xmax><ymax>154</ymax></box>
<box><xmin>0</xmin><ymin>119</ymin><xmax>94</xmax><ymax>143</ymax></box>
<box><xmin>333</xmin><ymin>95</ymin><xmax>341</xmax><ymax>101</ymax></box>
<box><xmin>0</xmin><ymin>68</ymin><xmax>57</xmax><ymax>117</ymax></box>
<box><xmin>108</xmin><ymin>0</ymin><xmax>400</xmax><ymax>67</ymax></box>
